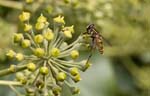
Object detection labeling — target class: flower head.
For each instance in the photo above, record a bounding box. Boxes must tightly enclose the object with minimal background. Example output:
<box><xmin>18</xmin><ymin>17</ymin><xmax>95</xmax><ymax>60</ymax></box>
<box><xmin>7</xmin><ymin>14</ymin><xmax>91</xmax><ymax>96</ymax></box>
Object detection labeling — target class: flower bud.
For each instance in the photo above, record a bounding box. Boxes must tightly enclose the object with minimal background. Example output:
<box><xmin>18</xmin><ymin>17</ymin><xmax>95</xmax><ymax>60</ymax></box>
<box><xmin>16</xmin><ymin>72</ymin><xmax>27</xmax><ymax>84</ymax></box>
<box><xmin>71</xmin><ymin>87</ymin><xmax>80</xmax><ymax>95</ymax></box>
<box><xmin>16</xmin><ymin>53</ymin><xmax>24</xmax><ymax>61</ymax></box>
<box><xmin>60</xmin><ymin>42</ymin><xmax>68</xmax><ymax>49</ymax></box>
<box><xmin>50</xmin><ymin>48</ymin><xmax>60</xmax><ymax>57</ymax></box>
<box><xmin>13</xmin><ymin>33</ymin><xmax>23</xmax><ymax>43</ymax></box>
<box><xmin>73</xmin><ymin>74</ymin><xmax>81</xmax><ymax>83</ymax></box>
<box><xmin>46</xmin><ymin>6</ymin><xmax>53</xmax><ymax>14</ymax></box>
<box><xmin>35</xmin><ymin>80</ymin><xmax>44</xmax><ymax>89</ymax></box>
<box><xmin>56</xmin><ymin>72</ymin><xmax>66</xmax><ymax>82</ymax></box>
<box><xmin>53</xmin><ymin>15</ymin><xmax>65</xmax><ymax>24</ymax></box>
<box><xmin>81</xmin><ymin>60</ymin><xmax>92</xmax><ymax>72</ymax></box>
<box><xmin>34</xmin><ymin>34</ymin><xmax>44</xmax><ymax>43</ymax></box>
<box><xmin>25</xmin><ymin>87</ymin><xmax>35</xmax><ymax>94</ymax></box>
<box><xmin>19</xmin><ymin>11</ymin><xmax>30</xmax><ymax>22</ymax></box>
<box><xmin>52</xmin><ymin>85</ymin><xmax>61</xmax><ymax>96</ymax></box>
<box><xmin>63</xmin><ymin>30</ymin><xmax>72</xmax><ymax>38</ymax></box>
<box><xmin>35</xmin><ymin>22</ymin><xmax>45</xmax><ymax>30</ymax></box>
<box><xmin>70</xmin><ymin>67</ymin><xmax>79</xmax><ymax>76</ymax></box>
<box><xmin>43</xmin><ymin>28</ymin><xmax>54</xmax><ymax>41</ymax></box>
<box><xmin>24</xmin><ymin>24</ymin><xmax>32</xmax><ymax>32</ymax></box>
<box><xmin>6</xmin><ymin>50</ymin><xmax>16</xmax><ymax>59</ymax></box>
<box><xmin>39</xmin><ymin>66</ymin><xmax>49</xmax><ymax>75</ymax></box>
<box><xmin>16</xmin><ymin>72</ymin><xmax>24</xmax><ymax>80</ymax></box>
<box><xmin>21</xmin><ymin>39</ymin><xmax>31</xmax><ymax>48</ymax></box>
<box><xmin>63</xmin><ymin>25</ymin><xmax>74</xmax><ymax>33</ymax></box>
<box><xmin>34</xmin><ymin>48</ymin><xmax>45</xmax><ymax>57</ymax></box>
<box><xmin>27</xmin><ymin>63</ymin><xmax>36</xmax><ymax>71</ymax></box>
<box><xmin>37</xmin><ymin>14</ymin><xmax>47</xmax><ymax>23</ymax></box>
<box><xmin>9</xmin><ymin>65</ymin><xmax>16</xmax><ymax>72</ymax></box>
<box><xmin>70</xmin><ymin>50</ymin><xmax>79</xmax><ymax>59</ymax></box>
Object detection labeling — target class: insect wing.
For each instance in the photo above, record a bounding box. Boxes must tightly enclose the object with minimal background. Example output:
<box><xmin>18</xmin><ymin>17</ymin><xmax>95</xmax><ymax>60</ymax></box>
<box><xmin>92</xmin><ymin>27</ymin><xmax>111</xmax><ymax>46</ymax></box>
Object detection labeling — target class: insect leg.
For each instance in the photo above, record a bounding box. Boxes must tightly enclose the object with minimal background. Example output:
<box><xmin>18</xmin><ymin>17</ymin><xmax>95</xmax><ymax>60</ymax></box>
<box><xmin>86</xmin><ymin>37</ymin><xmax>96</xmax><ymax>64</ymax></box>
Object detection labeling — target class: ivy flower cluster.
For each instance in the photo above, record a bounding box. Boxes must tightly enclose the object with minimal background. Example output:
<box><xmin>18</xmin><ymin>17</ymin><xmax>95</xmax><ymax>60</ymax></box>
<box><xmin>6</xmin><ymin>11</ymin><xmax>91</xmax><ymax>96</ymax></box>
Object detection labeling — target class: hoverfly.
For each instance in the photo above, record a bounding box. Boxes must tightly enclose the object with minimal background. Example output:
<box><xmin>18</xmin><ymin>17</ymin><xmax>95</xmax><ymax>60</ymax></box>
<box><xmin>83</xmin><ymin>24</ymin><xmax>110</xmax><ymax>63</ymax></box>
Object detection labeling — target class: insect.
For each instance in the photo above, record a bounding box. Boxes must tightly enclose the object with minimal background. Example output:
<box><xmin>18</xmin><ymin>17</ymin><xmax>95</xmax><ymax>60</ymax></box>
<box><xmin>84</xmin><ymin>24</ymin><xmax>110</xmax><ymax>64</ymax></box>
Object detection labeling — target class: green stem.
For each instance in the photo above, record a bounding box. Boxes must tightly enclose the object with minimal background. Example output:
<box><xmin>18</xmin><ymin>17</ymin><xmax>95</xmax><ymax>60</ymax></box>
<box><xmin>60</xmin><ymin>36</ymin><xmax>81</xmax><ymax>52</ymax></box>
<box><xmin>53</xmin><ymin>58</ymin><xmax>82</xmax><ymax>65</ymax></box>
<box><xmin>59</xmin><ymin>43</ymin><xmax>81</xmax><ymax>57</ymax></box>
<box><xmin>0</xmin><ymin>64</ymin><xmax>27</xmax><ymax>77</ymax></box>
<box><xmin>47</xmin><ymin>61</ymin><xmax>57</xmax><ymax>84</ymax></box>
<box><xmin>0</xmin><ymin>80</ymin><xmax>22</xmax><ymax>86</ymax></box>
<box><xmin>25</xmin><ymin>33</ymin><xmax>38</xmax><ymax>48</ymax></box>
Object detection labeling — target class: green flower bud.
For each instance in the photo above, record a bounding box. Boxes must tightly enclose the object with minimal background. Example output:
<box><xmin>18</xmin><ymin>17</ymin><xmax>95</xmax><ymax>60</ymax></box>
<box><xmin>16</xmin><ymin>72</ymin><xmax>27</xmax><ymax>84</ymax></box>
<box><xmin>35</xmin><ymin>22</ymin><xmax>45</xmax><ymax>30</ymax></box>
<box><xmin>9</xmin><ymin>65</ymin><xmax>16</xmax><ymax>73</ymax></box>
<box><xmin>13</xmin><ymin>33</ymin><xmax>23</xmax><ymax>43</ymax></box>
<box><xmin>27</xmin><ymin>63</ymin><xmax>36</xmax><ymax>71</ymax></box>
<box><xmin>21</xmin><ymin>39</ymin><xmax>31</xmax><ymax>48</ymax></box>
<box><xmin>46</xmin><ymin>6</ymin><xmax>53</xmax><ymax>14</ymax></box>
<box><xmin>52</xmin><ymin>85</ymin><xmax>61</xmax><ymax>95</ymax></box>
<box><xmin>53</xmin><ymin>15</ymin><xmax>65</xmax><ymax>24</ymax></box>
<box><xmin>70</xmin><ymin>50</ymin><xmax>79</xmax><ymax>59</ymax></box>
<box><xmin>50</xmin><ymin>48</ymin><xmax>60</xmax><ymax>57</ymax></box>
<box><xmin>34</xmin><ymin>34</ymin><xmax>44</xmax><ymax>43</ymax></box>
<box><xmin>73</xmin><ymin>74</ymin><xmax>81</xmax><ymax>83</ymax></box>
<box><xmin>24</xmin><ymin>70</ymin><xmax>32</xmax><ymax>76</ymax></box>
<box><xmin>71</xmin><ymin>87</ymin><xmax>80</xmax><ymax>95</ymax></box>
<box><xmin>16</xmin><ymin>53</ymin><xmax>24</xmax><ymax>61</ymax></box>
<box><xmin>60</xmin><ymin>42</ymin><xmax>68</xmax><ymax>49</ymax></box>
<box><xmin>43</xmin><ymin>28</ymin><xmax>54</xmax><ymax>41</ymax></box>
<box><xmin>39</xmin><ymin>66</ymin><xmax>49</xmax><ymax>75</ymax></box>
<box><xmin>6</xmin><ymin>50</ymin><xmax>16</xmax><ymax>59</ymax></box>
<box><xmin>24</xmin><ymin>24</ymin><xmax>32</xmax><ymax>32</ymax></box>
<box><xmin>37</xmin><ymin>14</ymin><xmax>47</xmax><ymax>23</ymax></box>
<box><xmin>70</xmin><ymin>67</ymin><xmax>79</xmax><ymax>76</ymax></box>
<box><xmin>36</xmin><ymin>80</ymin><xmax>44</xmax><ymax>89</ymax></box>
<box><xmin>81</xmin><ymin>60</ymin><xmax>92</xmax><ymax>72</ymax></box>
<box><xmin>56</xmin><ymin>72</ymin><xmax>66</xmax><ymax>82</ymax></box>
<box><xmin>25</xmin><ymin>87</ymin><xmax>35</xmax><ymax>94</ymax></box>
<box><xmin>19</xmin><ymin>11</ymin><xmax>30</xmax><ymax>22</ymax></box>
<box><xmin>16</xmin><ymin>72</ymin><xmax>24</xmax><ymax>81</ymax></box>
<box><xmin>34</xmin><ymin>48</ymin><xmax>45</xmax><ymax>57</ymax></box>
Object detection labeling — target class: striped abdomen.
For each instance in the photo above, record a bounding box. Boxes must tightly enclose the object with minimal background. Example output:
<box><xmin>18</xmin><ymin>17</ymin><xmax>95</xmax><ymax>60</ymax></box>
<box><xmin>96</xmin><ymin>36</ymin><xmax>104</xmax><ymax>54</ymax></box>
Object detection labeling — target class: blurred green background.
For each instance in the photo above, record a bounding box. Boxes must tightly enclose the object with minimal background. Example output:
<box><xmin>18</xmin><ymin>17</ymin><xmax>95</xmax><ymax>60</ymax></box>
<box><xmin>0</xmin><ymin>0</ymin><xmax>150</xmax><ymax>96</ymax></box>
